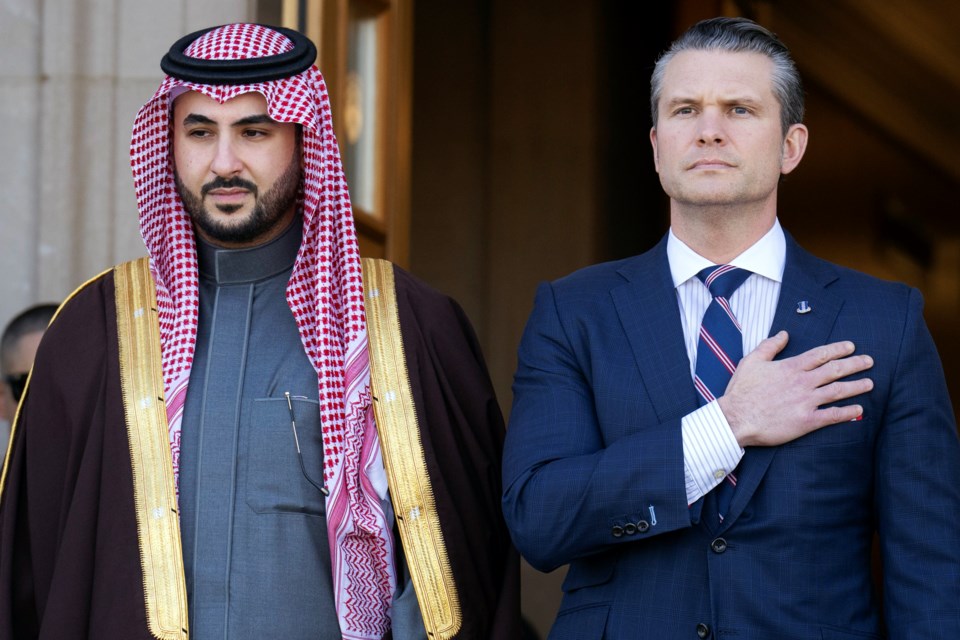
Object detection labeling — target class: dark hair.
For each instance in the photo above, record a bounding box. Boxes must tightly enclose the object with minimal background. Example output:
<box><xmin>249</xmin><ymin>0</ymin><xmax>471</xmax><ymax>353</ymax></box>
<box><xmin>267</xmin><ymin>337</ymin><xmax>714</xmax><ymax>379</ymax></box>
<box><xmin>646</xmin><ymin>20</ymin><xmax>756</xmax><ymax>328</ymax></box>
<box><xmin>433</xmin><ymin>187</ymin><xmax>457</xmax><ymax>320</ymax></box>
<box><xmin>650</xmin><ymin>17</ymin><xmax>804</xmax><ymax>135</ymax></box>
<box><xmin>1</xmin><ymin>303</ymin><xmax>59</xmax><ymax>369</ymax></box>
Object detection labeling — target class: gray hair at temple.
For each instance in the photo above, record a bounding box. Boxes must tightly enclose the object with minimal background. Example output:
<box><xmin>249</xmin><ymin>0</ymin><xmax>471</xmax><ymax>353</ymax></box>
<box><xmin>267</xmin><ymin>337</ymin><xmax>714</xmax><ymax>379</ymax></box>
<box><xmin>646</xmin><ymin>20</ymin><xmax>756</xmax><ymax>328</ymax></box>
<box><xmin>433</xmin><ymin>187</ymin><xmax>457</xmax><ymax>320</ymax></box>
<box><xmin>650</xmin><ymin>16</ymin><xmax>804</xmax><ymax>136</ymax></box>
<box><xmin>1</xmin><ymin>304</ymin><xmax>58</xmax><ymax>370</ymax></box>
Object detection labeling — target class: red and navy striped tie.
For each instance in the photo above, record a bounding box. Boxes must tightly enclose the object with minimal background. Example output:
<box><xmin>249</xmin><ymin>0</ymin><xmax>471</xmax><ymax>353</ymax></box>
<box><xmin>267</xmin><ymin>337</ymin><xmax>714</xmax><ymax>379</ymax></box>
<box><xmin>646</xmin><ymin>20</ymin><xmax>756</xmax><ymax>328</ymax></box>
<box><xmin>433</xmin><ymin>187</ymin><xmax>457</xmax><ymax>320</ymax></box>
<box><xmin>695</xmin><ymin>264</ymin><xmax>751</xmax><ymax>521</ymax></box>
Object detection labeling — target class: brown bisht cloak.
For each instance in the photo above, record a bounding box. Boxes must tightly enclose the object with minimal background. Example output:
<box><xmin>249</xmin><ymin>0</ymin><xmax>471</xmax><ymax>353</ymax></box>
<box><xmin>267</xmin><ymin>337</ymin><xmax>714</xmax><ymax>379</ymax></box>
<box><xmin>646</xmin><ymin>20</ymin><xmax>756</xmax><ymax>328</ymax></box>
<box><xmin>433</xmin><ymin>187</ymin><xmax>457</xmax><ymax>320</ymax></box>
<box><xmin>0</xmin><ymin>259</ymin><xmax>519</xmax><ymax>640</ymax></box>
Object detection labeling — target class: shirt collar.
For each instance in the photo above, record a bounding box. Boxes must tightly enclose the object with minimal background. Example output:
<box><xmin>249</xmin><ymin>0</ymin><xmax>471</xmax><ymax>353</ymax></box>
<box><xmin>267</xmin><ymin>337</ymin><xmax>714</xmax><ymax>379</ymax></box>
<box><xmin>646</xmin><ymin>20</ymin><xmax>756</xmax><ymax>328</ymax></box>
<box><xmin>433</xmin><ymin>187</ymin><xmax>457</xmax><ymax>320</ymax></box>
<box><xmin>666</xmin><ymin>218</ymin><xmax>786</xmax><ymax>288</ymax></box>
<box><xmin>196</xmin><ymin>217</ymin><xmax>303</xmax><ymax>285</ymax></box>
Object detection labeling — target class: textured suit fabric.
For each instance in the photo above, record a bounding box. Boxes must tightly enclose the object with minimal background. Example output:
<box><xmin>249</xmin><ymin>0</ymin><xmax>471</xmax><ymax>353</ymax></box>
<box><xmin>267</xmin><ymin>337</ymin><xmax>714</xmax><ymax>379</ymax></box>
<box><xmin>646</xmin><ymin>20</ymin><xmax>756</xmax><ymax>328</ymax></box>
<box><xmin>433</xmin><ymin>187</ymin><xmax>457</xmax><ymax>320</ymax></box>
<box><xmin>502</xmin><ymin>233</ymin><xmax>960</xmax><ymax>639</ymax></box>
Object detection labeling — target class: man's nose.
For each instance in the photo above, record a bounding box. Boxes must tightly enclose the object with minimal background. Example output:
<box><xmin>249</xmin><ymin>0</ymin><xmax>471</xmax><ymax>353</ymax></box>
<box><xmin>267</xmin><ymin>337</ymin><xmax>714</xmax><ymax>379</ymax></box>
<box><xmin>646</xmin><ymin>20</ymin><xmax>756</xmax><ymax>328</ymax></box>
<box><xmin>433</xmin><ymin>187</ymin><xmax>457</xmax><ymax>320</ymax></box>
<box><xmin>697</xmin><ymin>110</ymin><xmax>727</xmax><ymax>145</ymax></box>
<box><xmin>210</xmin><ymin>139</ymin><xmax>243</xmax><ymax>176</ymax></box>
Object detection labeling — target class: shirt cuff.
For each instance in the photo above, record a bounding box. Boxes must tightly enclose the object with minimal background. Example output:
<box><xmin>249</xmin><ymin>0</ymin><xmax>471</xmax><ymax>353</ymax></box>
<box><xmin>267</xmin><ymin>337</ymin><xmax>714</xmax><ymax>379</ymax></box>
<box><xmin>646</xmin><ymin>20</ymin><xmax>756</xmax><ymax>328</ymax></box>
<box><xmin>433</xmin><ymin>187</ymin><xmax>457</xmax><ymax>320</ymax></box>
<box><xmin>682</xmin><ymin>401</ymin><xmax>745</xmax><ymax>505</ymax></box>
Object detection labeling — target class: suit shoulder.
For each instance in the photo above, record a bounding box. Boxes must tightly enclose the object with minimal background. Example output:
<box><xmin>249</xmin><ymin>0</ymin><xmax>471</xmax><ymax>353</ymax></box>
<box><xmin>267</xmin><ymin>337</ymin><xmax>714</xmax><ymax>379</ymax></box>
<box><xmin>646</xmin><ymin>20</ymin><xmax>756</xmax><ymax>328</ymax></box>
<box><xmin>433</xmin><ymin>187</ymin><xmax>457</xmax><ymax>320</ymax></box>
<box><xmin>785</xmin><ymin>235</ymin><xmax>912</xmax><ymax>302</ymax></box>
<box><xmin>547</xmin><ymin>255</ymin><xmax>646</xmax><ymax>296</ymax></box>
<box><xmin>820</xmin><ymin>258</ymin><xmax>917</xmax><ymax>304</ymax></box>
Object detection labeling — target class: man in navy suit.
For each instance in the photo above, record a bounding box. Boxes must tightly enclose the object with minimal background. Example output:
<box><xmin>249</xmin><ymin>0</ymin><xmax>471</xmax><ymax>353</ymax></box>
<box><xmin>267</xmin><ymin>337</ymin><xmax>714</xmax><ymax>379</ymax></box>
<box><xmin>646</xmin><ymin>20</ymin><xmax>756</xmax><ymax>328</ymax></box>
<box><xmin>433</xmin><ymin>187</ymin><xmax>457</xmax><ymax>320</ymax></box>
<box><xmin>503</xmin><ymin>17</ymin><xmax>960</xmax><ymax>639</ymax></box>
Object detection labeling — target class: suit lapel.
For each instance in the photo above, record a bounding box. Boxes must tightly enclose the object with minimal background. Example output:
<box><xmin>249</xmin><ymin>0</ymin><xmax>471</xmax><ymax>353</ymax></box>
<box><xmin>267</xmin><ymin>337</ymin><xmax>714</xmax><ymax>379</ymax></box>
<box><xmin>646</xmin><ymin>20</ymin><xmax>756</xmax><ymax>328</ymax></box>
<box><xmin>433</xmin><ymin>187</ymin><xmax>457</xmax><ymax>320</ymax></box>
<box><xmin>611</xmin><ymin>238</ymin><xmax>700</xmax><ymax>426</ymax></box>
<box><xmin>720</xmin><ymin>234</ymin><xmax>844</xmax><ymax>530</ymax></box>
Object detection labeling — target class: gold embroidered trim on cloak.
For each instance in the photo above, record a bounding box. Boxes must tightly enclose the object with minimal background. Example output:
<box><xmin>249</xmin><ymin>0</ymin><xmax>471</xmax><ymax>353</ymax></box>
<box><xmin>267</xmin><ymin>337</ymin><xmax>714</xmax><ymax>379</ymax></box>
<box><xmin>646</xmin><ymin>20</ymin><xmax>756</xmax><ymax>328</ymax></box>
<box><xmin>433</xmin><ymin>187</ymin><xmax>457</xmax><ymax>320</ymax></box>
<box><xmin>115</xmin><ymin>258</ymin><xmax>190</xmax><ymax>640</ymax></box>
<box><xmin>0</xmin><ymin>267</ymin><xmax>110</xmax><ymax>502</ymax></box>
<box><xmin>361</xmin><ymin>258</ymin><xmax>462</xmax><ymax>639</ymax></box>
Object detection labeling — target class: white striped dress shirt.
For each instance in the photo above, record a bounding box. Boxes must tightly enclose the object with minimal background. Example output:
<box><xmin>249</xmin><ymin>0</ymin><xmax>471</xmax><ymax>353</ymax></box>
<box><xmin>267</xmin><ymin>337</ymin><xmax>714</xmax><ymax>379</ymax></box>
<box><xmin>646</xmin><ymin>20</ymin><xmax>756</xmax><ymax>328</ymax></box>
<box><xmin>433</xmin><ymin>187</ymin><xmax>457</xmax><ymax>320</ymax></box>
<box><xmin>668</xmin><ymin>219</ymin><xmax>786</xmax><ymax>504</ymax></box>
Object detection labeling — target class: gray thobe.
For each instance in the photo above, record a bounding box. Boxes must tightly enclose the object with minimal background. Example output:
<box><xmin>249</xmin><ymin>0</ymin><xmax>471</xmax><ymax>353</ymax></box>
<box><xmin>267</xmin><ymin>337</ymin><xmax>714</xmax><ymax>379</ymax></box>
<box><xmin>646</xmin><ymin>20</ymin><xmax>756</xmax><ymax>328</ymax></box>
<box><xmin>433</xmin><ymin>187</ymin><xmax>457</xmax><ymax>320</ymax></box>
<box><xmin>178</xmin><ymin>221</ymin><xmax>425</xmax><ymax>639</ymax></box>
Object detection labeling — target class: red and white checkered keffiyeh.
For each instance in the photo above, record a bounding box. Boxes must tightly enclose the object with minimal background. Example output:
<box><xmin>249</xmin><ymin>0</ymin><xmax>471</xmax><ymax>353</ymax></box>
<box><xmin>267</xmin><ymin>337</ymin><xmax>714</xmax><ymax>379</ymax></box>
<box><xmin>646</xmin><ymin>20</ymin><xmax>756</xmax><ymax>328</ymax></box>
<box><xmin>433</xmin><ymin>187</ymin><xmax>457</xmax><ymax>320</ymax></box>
<box><xmin>130</xmin><ymin>23</ymin><xmax>394</xmax><ymax>639</ymax></box>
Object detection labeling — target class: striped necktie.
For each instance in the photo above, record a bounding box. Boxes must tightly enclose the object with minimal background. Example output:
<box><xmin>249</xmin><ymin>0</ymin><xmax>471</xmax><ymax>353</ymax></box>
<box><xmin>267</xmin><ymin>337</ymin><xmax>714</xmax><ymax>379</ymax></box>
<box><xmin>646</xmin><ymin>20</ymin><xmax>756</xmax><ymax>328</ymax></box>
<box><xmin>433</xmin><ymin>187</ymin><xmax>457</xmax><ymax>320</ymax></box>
<box><xmin>695</xmin><ymin>264</ymin><xmax>751</xmax><ymax>521</ymax></box>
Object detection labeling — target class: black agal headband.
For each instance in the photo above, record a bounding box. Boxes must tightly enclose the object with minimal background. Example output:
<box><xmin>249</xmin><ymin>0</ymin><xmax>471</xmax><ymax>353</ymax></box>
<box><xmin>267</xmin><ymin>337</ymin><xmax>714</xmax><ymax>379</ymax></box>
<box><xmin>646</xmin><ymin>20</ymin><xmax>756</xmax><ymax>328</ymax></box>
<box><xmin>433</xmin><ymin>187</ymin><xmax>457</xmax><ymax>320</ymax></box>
<box><xmin>160</xmin><ymin>25</ymin><xmax>317</xmax><ymax>85</ymax></box>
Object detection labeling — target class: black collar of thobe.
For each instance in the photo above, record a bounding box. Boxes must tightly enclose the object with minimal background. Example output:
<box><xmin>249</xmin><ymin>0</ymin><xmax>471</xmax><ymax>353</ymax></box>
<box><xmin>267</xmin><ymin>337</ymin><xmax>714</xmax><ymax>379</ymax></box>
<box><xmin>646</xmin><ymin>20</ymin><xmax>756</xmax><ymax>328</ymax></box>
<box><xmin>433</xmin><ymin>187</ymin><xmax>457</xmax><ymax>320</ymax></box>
<box><xmin>195</xmin><ymin>218</ymin><xmax>302</xmax><ymax>285</ymax></box>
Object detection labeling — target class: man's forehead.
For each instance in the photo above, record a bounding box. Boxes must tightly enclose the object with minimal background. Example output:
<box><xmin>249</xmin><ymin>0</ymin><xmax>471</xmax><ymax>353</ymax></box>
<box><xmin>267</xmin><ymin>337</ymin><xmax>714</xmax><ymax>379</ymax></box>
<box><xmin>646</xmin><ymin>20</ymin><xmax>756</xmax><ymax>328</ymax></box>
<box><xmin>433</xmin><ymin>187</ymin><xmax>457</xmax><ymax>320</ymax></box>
<box><xmin>172</xmin><ymin>89</ymin><xmax>271</xmax><ymax>118</ymax></box>
<box><xmin>661</xmin><ymin>49</ymin><xmax>775</xmax><ymax>97</ymax></box>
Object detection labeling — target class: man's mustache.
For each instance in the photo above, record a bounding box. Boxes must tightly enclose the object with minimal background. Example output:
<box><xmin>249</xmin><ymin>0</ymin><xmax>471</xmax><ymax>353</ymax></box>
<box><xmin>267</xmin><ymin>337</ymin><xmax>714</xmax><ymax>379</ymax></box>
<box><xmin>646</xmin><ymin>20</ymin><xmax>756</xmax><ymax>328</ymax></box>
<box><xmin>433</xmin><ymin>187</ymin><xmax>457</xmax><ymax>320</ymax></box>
<box><xmin>201</xmin><ymin>177</ymin><xmax>258</xmax><ymax>196</ymax></box>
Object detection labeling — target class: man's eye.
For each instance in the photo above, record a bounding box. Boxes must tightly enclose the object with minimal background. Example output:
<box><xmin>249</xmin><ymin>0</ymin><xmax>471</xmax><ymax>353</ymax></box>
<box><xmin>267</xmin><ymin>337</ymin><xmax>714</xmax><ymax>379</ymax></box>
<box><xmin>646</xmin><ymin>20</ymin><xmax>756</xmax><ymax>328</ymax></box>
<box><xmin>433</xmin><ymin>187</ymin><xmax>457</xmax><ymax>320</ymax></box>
<box><xmin>675</xmin><ymin>107</ymin><xmax>694</xmax><ymax>116</ymax></box>
<box><xmin>732</xmin><ymin>107</ymin><xmax>750</xmax><ymax>115</ymax></box>
<box><xmin>187</xmin><ymin>129</ymin><xmax>212</xmax><ymax>138</ymax></box>
<box><xmin>243</xmin><ymin>129</ymin><xmax>268</xmax><ymax>138</ymax></box>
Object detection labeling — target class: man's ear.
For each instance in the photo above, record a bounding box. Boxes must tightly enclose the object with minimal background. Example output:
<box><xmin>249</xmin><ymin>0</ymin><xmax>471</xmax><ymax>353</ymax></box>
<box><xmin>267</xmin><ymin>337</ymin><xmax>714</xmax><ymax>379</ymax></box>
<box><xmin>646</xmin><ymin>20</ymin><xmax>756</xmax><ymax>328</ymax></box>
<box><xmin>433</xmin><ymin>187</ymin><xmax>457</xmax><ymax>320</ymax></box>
<box><xmin>781</xmin><ymin>123</ymin><xmax>808</xmax><ymax>175</ymax></box>
<box><xmin>650</xmin><ymin>127</ymin><xmax>660</xmax><ymax>173</ymax></box>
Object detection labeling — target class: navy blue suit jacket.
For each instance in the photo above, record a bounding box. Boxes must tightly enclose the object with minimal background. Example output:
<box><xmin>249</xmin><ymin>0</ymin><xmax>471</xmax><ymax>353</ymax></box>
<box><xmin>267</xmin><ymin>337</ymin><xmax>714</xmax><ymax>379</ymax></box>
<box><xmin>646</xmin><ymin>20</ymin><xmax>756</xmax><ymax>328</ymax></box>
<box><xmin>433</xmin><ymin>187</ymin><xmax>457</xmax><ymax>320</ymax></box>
<box><xmin>503</xmin><ymin>233</ymin><xmax>960</xmax><ymax>639</ymax></box>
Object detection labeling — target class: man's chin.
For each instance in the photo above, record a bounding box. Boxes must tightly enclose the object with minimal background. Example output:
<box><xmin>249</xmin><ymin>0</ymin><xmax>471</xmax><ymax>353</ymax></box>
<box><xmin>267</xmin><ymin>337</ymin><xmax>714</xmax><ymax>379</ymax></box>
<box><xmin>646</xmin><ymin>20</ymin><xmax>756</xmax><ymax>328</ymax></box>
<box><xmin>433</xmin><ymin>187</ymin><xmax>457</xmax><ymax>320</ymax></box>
<box><xmin>192</xmin><ymin>212</ymin><xmax>294</xmax><ymax>248</ymax></box>
<box><xmin>671</xmin><ymin>186</ymin><xmax>753</xmax><ymax>208</ymax></box>
<box><xmin>194</xmin><ymin>215</ymin><xmax>257</xmax><ymax>245</ymax></box>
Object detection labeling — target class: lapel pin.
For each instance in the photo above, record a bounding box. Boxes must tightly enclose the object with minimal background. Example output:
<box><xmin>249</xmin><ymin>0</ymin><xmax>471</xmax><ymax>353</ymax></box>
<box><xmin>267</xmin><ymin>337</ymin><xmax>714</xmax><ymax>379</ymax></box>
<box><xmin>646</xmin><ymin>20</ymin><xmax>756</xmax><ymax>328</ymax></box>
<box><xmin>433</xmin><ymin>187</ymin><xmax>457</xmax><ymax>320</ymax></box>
<box><xmin>796</xmin><ymin>300</ymin><xmax>812</xmax><ymax>315</ymax></box>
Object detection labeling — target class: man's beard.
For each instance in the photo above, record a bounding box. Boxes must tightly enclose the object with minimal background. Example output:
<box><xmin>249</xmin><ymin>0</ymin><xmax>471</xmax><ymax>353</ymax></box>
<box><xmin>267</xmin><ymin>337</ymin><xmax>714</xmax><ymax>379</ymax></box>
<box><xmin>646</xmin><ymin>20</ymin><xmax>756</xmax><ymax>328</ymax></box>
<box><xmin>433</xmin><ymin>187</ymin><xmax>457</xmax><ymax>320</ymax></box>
<box><xmin>175</xmin><ymin>154</ymin><xmax>302</xmax><ymax>246</ymax></box>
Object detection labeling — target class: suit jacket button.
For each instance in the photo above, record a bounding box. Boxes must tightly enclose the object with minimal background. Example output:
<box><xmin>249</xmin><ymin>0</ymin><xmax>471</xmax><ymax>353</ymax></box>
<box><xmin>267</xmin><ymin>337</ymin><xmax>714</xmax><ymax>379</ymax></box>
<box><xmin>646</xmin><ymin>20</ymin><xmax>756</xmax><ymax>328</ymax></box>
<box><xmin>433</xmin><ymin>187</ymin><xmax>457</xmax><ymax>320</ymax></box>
<box><xmin>636</xmin><ymin>520</ymin><xmax>650</xmax><ymax>533</ymax></box>
<box><xmin>611</xmin><ymin>525</ymin><xmax>624</xmax><ymax>538</ymax></box>
<box><xmin>696</xmin><ymin>622</ymin><xmax>711</xmax><ymax>638</ymax></box>
<box><xmin>624</xmin><ymin>523</ymin><xmax>637</xmax><ymax>535</ymax></box>
<box><xmin>711</xmin><ymin>538</ymin><xmax>727</xmax><ymax>554</ymax></box>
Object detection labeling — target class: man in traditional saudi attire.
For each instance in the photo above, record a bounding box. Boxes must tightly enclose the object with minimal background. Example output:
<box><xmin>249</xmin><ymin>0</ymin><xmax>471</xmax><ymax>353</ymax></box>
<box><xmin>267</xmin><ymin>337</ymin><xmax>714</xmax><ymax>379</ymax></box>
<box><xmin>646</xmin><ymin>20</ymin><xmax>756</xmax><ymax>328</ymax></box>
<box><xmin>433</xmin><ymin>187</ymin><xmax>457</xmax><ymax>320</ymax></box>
<box><xmin>0</xmin><ymin>23</ymin><xmax>519</xmax><ymax>640</ymax></box>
